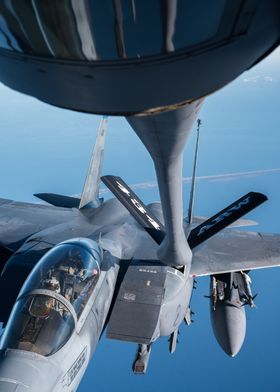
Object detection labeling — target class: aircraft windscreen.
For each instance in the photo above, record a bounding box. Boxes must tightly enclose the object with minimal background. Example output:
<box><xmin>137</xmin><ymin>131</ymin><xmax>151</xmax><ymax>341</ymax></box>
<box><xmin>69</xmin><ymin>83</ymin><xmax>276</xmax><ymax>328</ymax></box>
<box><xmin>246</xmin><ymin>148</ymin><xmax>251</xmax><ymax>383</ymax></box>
<box><xmin>20</xmin><ymin>242</ymin><xmax>102</xmax><ymax>319</ymax></box>
<box><xmin>0</xmin><ymin>240</ymin><xmax>102</xmax><ymax>356</ymax></box>
<box><xmin>0</xmin><ymin>295</ymin><xmax>75</xmax><ymax>356</ymax></box>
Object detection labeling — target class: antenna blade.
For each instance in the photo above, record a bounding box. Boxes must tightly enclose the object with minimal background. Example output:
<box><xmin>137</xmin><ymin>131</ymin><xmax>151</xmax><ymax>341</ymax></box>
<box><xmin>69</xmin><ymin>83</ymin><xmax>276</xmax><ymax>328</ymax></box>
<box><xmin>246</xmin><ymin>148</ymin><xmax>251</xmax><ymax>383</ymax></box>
<box><xmin>79</xmin><ymin>116</ymin><xmax>108</xmax><ymax>209</ymax></box>
<box><xmin>187</xmin><ymin>119</ymin><xmax>201</xmax><ymax>224</ymax></box>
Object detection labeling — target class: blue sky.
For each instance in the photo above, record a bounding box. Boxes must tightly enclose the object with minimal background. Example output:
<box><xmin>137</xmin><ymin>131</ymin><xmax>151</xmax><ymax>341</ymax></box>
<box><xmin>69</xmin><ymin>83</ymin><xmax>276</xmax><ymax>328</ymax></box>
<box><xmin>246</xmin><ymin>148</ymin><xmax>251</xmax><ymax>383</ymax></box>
<box><xmin>0</xmin><ymin>47</ymin><xmax>279</xmax><ymax>391</ymax></box>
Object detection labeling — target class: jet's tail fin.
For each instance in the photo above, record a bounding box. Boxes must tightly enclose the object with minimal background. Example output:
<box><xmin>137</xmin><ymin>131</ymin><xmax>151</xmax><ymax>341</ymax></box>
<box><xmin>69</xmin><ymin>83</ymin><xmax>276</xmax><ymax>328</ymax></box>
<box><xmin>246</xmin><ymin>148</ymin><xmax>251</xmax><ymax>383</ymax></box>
<box><xmin>79</xmin><ymin>116</ymin><xmax>108</xmax><ymax>209</ymax></box>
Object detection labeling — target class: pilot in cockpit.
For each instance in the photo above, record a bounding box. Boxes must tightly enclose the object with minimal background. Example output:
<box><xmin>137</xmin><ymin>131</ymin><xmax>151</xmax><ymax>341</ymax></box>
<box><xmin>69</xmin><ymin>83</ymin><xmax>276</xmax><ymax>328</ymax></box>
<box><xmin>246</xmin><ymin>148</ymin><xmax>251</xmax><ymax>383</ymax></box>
<box><xmin>44</xmin><ymin>276</ymin><xmax>61</xmax><ymax>293</ymax></box>
<box><xmin>29</xmin><ymin>276</ymin><xmax>62</xmax><ymax>320</ymax></box>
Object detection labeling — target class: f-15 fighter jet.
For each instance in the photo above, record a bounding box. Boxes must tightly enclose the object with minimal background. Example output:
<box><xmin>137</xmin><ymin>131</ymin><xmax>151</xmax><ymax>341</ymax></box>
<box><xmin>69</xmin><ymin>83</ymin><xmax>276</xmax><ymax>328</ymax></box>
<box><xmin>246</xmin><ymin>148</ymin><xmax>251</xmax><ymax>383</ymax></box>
<box><xmin>0</xmin><ymin>118</ymin><xmax>280</xmax><ymax>391</ymax></box>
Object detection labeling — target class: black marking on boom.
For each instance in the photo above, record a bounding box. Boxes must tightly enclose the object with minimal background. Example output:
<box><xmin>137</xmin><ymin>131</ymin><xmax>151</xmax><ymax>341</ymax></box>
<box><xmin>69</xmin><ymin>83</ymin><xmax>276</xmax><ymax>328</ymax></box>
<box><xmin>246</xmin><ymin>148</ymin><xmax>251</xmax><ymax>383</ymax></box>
<box><xmin>102</xmin><ymin>177</ymin><xmax>267</xmax><ymax>253</ymax></box>
<box><xmin>101</xmin><ymin>176</ymin><xmax>165</xmax><ymax>244</ymax></box>
<box><xmin>188</xmin><ymin>192</ymin><xmax>267</xmax><ymax>249</ymax></box>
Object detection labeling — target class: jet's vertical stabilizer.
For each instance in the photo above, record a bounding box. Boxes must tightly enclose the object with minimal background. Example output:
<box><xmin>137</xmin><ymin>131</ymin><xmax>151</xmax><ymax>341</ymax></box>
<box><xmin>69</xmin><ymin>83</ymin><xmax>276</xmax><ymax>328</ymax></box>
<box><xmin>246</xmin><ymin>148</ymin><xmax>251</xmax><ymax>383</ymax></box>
<box><xmin>79</xmin><ymin>116</ymin><xmax>108</xmax><ymax>209</ymax></box>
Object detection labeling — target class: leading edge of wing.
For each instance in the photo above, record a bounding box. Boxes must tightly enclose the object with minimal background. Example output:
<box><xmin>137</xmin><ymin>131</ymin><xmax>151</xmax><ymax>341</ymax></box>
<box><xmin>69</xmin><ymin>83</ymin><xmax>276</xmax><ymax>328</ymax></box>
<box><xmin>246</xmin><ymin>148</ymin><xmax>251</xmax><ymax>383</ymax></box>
<box><xmin>190</xmin><ymin>230</ymin><xmax>280</xmax><ymax>277</ymax></box>
<box><xmin>0</xmin><ymin>198</ymin><xmax>75</xmax><ymax>251</ymax></box>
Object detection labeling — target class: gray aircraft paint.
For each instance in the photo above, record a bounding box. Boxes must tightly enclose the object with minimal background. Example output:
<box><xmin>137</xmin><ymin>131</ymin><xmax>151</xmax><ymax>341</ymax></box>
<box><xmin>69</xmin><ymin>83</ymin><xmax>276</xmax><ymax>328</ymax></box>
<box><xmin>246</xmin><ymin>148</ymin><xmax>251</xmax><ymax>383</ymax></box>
<box><xmin>79</xmin><ymin>116</ymin><xmax>107</xmax><ymax>209</ymax></box>
<box><xmin>0</xmin><ymin>2</ymin><xmax>279</xmax><ymax>388</ymax></box>
<box><xmin>0</xmin><ymin>121</ymin><xmax>279</xmax><ymax>389</ymax></box>
<box><xmin>0</xmin><ymin>2</ymin><xmax>279</xmax><ymax>114</ymax></box>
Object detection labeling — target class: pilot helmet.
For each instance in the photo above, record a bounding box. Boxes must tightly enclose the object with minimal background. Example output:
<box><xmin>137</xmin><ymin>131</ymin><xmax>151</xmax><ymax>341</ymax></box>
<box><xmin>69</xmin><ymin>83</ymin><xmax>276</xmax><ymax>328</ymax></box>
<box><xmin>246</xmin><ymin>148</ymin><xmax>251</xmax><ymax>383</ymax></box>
<box><xmin>44</xmin><ymin>277</ymin><xmax>60</xmax><ymax>293</ymax></box>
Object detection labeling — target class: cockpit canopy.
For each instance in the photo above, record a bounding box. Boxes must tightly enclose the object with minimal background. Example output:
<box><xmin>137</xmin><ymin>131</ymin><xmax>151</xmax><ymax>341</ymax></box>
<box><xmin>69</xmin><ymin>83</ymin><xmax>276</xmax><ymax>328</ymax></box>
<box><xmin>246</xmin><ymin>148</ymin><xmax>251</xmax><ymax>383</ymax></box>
<box><xmin>0</xmin><ymin>238</ymin><xmax>103</xmax><ymax>357</ymax></box>
<box><xmin>20</xmin><ymin>238</ymin><xmax>102</xmax><ymax>318</ymax></box>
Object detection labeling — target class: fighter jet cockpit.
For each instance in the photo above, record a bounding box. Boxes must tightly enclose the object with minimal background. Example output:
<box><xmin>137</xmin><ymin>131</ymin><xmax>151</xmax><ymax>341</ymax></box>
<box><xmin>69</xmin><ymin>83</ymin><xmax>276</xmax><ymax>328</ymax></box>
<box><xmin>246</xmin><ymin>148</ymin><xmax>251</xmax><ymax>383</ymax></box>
<box><xmin>0</xmin><ymin>238</ymin><xmax>102</xmax><ymax>356</ymax></box>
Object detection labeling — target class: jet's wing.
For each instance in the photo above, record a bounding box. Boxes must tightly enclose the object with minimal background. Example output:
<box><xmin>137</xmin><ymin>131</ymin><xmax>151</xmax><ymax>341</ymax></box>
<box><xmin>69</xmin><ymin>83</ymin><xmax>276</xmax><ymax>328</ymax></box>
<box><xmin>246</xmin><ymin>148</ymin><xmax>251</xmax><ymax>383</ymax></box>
<box><xmin>191</xmin><ymin>230</ymin><xmax>280</xmax><ymax>277</ymax></box>
<box><xmin>0</xmin><ymin>197</ymin><xmax>75</xmax><ymax>251</ymax></box>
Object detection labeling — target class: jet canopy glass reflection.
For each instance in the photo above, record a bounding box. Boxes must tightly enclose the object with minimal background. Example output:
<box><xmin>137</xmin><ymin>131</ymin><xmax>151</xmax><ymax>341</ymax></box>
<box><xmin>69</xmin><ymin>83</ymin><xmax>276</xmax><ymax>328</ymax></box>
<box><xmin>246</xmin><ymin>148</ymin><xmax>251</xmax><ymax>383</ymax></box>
<box><xmin>0</xmin><ymin>239</ymin><xmax>103</xmax><ymax>356</ymax></box>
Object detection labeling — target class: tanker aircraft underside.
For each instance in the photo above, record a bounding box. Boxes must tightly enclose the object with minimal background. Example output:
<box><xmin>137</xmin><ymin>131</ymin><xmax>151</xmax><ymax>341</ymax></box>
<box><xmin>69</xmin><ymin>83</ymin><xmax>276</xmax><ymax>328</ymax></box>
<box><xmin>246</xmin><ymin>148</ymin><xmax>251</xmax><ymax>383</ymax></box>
<box><xmin>0</xmin><ymin>120</ymin><xmax>280</xmax><ymax>391</ymax></box>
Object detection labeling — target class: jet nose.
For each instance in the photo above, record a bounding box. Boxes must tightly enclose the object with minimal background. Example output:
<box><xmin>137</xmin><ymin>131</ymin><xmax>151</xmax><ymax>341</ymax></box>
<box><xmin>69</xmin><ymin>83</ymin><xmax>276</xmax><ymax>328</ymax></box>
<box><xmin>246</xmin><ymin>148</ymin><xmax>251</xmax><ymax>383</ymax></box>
<box><xmin>0</xmin><ymin>349</ymin><xmax>61</xmax><ymax>392</ymax></box>
<box><xmin>211</xmin><ymin>301</ymin><xmax>246</xmax><ymax>357</ymax></box>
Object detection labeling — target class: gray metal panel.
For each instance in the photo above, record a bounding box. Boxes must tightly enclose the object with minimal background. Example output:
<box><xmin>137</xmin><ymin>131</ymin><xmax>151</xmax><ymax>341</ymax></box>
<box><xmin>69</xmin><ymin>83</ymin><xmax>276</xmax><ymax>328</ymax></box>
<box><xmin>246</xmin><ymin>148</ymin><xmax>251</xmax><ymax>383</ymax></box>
<box><xmin>107</xmin><ymin>302</ymin><xmax>161</xmax><ymax>344</ymax></box>
<box><xmin>191</xmin><ymin>230</ymin><xmax>280</xmax><ymax>276</ymax></box>
<box><xmin>0</xmin><ymin>1</ymin><xmax>278</xmax><ymax>114</ymax></box>
<box><xmin>0</xmin><ymin>381</ymin><xmax>19</xmax><ymax>391</ymax></box>
<box><xmin>0</xmin><ymin>199</ymin><xmax>75</xmax><ymax>249</ymax></box>
<box><xmin>107</xmin><ymin>260</ymin><xmax>167</xmax><ymax>344</ymax></box>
